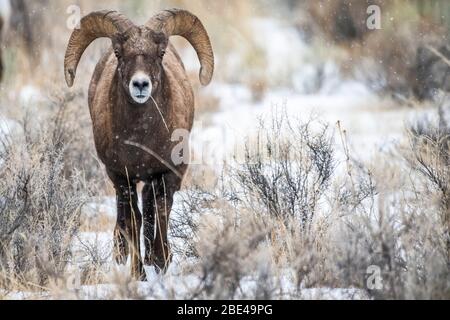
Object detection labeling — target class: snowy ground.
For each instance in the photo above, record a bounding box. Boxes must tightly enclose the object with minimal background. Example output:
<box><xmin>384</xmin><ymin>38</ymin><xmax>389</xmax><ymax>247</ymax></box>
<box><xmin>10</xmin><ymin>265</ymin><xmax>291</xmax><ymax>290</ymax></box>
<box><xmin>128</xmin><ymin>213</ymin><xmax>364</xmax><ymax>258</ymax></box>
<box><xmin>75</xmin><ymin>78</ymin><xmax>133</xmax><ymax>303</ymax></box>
<box><xmin>75</xmin><ymin>195</ymin><xmax>370</xmax><ymax>299</ymax></box>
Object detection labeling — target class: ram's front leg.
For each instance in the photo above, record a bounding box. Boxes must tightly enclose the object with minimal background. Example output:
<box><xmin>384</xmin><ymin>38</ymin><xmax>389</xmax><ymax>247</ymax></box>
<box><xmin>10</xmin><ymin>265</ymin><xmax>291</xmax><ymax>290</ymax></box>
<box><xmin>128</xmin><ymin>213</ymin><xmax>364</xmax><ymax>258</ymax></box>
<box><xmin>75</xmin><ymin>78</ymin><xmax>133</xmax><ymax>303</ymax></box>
<box><xmin>151</xmin><ymin>172</ymin><xmax>182</xmax><ymax>273</ymax></box>
<box><xmin>113</xmin><ymin>181</ymin><xmax>146</xmax><ymax>281</ymax></box>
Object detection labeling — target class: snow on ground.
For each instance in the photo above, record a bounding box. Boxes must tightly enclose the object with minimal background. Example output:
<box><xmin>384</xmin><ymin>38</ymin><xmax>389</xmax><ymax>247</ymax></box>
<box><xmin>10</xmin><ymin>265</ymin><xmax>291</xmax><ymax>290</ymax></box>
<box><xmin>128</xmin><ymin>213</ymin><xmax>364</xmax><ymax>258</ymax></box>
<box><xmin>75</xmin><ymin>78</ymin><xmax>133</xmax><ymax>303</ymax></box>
<box><xmin>82</xmin><ymin>196</ymin><xmax>116</xmax><ymax>219</ymax></box>
<box><xmin>53</xmin><ymin>188</ymin><xmax>371</xmax><ymax>300</ymax></box>
<box><xmin>191</xmin><ymin>81</ymin><xmax>419</xmax><ymax>170</ymax></box>
<box><xmin>186</xmin><ymin>17</ymin><xmax>427</xmax><ymax>169</ymax></box>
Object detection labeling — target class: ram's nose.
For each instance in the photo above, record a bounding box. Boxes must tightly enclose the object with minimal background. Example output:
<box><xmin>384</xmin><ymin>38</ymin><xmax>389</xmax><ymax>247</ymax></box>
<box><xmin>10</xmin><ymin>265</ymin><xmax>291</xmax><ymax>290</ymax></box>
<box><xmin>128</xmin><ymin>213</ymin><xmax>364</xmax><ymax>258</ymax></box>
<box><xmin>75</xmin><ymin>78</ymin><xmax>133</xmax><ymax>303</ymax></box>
<box><xmin>130</xmin><ymin>72</ymin><xmax>152</xmax><ymax>92</ymax></box>
<box><xmin>132</xmin><ymin>79</ymin><xmax>150</xmax><ymax>92</ymax></box>
<box><xmin>129</xmin><ymin>72</ymin><xmax>152</xmax><ymax>103</ymax></box>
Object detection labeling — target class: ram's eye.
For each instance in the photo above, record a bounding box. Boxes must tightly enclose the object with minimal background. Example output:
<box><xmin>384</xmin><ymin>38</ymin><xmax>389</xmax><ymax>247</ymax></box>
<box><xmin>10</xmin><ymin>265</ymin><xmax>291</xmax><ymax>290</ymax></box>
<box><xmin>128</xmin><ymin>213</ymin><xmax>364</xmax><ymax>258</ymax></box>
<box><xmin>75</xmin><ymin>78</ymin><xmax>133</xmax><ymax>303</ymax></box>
<box><xmin>114</xmin><ymin>49</ymin><xmax>121</xmax><ymax>59</ymax></box>
<box><xmin>159</xmin><ymin>49</ymin><xmax>166</xmax><ymax>58</ymax></box>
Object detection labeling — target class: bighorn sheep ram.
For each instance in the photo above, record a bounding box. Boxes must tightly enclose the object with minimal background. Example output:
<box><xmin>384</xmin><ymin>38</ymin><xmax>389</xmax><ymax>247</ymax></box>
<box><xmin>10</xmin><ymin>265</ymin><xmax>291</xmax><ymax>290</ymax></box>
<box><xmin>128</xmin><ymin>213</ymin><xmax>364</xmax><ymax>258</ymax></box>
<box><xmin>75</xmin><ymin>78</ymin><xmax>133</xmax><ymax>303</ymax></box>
<box><xmin>64</xmin><ymin>9</ymin><xmax>214</xmax><ymax>280</ymax></box>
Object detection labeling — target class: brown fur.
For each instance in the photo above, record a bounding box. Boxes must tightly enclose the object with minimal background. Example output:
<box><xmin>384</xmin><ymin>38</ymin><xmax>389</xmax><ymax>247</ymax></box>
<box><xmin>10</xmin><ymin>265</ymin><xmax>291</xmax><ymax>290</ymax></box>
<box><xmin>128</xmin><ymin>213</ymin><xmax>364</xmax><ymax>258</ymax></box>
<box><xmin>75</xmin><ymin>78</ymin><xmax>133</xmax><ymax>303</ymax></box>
<box><xmin>66</xmin><ymin>11</ymin><xmax>214</xmax><ymax>280</ymax></box>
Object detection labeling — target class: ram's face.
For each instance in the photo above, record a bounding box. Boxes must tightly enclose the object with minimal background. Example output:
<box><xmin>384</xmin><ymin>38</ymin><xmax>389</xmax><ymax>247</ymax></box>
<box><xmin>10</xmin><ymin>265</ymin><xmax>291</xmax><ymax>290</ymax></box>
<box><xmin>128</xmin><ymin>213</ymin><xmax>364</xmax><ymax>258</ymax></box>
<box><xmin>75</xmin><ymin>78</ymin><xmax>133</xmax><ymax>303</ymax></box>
<box><xmin>113</xmin><ymin>27</ymin><xmax>168</xmax><ymax>105</ymax></box>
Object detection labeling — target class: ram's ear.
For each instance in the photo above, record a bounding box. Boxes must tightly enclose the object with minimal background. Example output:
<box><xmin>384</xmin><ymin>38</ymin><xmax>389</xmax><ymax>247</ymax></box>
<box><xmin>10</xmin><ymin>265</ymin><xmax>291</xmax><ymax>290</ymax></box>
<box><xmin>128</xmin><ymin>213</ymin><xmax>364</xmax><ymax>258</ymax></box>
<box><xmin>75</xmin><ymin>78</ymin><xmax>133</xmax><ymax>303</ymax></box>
<box><xmin>151</xmin><ymin>31</ymin><xmax>168</xmax><ymax>58</ymax></box>
<box><xmin>111</xmin><ymin>34</ymin><xmax>125</xmax><ymax>59</ymax></box>
<box><xmin>152</xmin><ymin>31</ymin><xmax>168</xmax><ymax>46</ymax></box>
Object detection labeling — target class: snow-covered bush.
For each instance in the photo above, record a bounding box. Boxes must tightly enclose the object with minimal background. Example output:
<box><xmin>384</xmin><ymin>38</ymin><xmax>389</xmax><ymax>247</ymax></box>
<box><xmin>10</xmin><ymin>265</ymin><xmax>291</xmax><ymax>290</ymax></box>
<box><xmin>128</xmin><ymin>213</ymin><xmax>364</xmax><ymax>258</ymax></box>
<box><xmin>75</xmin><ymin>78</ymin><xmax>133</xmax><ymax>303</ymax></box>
<box><xmin>228</xmin><ymin>112</ymin><xmax>335</xmax><ymax>229</ymax></box>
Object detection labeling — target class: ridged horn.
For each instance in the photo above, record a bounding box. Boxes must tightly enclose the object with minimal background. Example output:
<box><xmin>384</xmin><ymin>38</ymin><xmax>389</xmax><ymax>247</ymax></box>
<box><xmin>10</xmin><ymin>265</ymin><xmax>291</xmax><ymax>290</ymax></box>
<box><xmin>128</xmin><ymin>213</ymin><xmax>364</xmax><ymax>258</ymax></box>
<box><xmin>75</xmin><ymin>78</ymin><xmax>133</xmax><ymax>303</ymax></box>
<box><xmin>64</xmin><ymin>10</ymin><xmax>134</xmax><ymax>87</ymax></box>
<box><xmin>147</xmin><ymin>8</ymin><xmax>214</xmax><ymax>86</ymax></box>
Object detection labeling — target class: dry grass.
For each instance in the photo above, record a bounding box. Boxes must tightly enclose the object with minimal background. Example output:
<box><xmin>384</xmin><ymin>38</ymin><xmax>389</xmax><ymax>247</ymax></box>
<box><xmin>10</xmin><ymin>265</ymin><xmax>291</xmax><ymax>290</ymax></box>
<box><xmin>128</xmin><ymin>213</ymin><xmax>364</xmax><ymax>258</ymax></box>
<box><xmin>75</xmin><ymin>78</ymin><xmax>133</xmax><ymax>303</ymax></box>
<box><xmin>0</xmin><ymin>94</ymin><xmax>90</xmax><ymax>292</ymax></box>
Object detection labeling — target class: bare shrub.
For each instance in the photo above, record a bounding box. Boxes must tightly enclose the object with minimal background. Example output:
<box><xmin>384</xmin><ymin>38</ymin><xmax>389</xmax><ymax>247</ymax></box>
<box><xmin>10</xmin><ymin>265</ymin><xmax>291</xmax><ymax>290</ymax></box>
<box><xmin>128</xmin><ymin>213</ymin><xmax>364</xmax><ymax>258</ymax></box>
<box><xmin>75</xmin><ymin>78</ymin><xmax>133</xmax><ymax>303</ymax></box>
<box><xmin>170</xmin><ymin>186</ymin><xmax>218</xmax><ymax>259</ymax></box>
<box><xmin>407</xmin><ymin>104</ymin><xmax>450</xmax><ymax>274</ymax></box>
<box><xmin>59</xmin><ymin>90</ymin><xmax>105</xmax><ymax>187</ymax></box>
<box><xmin>0</xmin><ymin>95</ymin><xmax>89</xmax><ymax>289</ymax></box>
<box><xmin>190</xmin><ymin>212</ymin><xmax>271</xmax><ymax>299</ymax></box>
<box><xmin>172</xmin><ymin>111</ymin><xmax>339</xmax><ymax>299</ymax></box>
<box><xmin>228</xmin><ymin>111</ymin><xmax>335</xmax><ymax>231</ymax></box>
<box><xmin>164</xmin><ymin>103</ymin><xmax>450</xmax><ymax>300</ymax></box>
<box><xmin>334</xmin><ymin>183</ymin><xmax>450</xmax><ymax>299</ymax></box>
<box><xmin>408</xmin><ymin>104</ymin><xmax>450</xmax><ymax>212</ymax></box>
<box><xmin>329</xmin><ymin>108</ymin><xmax>450</xmax><ymax>299</ymax></box>
<box><xmin>74</xmin><ymin>234</ymin><xmax>111</xmax><ymax>286</ymax></box>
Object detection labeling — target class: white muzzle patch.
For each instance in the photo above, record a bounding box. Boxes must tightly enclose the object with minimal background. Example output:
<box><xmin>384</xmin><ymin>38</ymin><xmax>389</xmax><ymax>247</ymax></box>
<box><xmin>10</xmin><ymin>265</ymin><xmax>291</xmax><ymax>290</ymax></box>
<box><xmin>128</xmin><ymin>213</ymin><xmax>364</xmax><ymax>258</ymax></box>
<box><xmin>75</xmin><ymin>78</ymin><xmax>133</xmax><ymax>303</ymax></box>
<box><xmin>129</xmin><ymin>71</ymin><xmax>152</xmax><ymax>104</ymax></box>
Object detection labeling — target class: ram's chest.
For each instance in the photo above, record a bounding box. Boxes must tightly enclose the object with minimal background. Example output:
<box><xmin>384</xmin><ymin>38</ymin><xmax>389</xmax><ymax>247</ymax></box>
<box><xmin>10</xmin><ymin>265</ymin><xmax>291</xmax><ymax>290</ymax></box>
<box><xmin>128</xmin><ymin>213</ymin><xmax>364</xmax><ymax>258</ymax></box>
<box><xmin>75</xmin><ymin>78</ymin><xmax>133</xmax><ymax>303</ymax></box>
<box><xmin>99</xmin><ymin>118</ymin><xmax>179</xmax><ymax>178</ymax></box>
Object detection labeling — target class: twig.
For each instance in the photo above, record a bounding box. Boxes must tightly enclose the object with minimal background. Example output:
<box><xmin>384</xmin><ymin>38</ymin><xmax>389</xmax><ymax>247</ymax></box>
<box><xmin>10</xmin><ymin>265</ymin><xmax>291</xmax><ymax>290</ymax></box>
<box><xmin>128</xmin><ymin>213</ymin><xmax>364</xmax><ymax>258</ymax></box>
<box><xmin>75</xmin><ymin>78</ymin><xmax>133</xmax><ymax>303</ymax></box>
<box><xmin>0</xmin><ymin>178</ymin><xmax>30</xmax><ymax>242</ymax></box>
<box><xmin>123</xmin><ymin>141</ymin><xmax>183</xmax><ymax>179</ymax></box>
<box><xmin>426</xmin><ymin>45</ymin><xmax>450</xmax><ymax>68</ymax></box>
<box><xmin>150</xmin><ymin>95</ymin><xmax>170</xmax><ymax>133</ymax></box>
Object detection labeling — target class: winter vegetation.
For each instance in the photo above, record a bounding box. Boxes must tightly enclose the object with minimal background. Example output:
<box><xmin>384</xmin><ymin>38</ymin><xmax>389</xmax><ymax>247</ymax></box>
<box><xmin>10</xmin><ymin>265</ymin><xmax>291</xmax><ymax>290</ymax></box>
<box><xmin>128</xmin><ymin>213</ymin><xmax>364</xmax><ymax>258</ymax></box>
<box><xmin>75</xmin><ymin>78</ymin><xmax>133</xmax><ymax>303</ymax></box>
<box><xmin>0</xmin><ymin>0</ymin><xmax>449</xmax><ymax>300</ymax></box>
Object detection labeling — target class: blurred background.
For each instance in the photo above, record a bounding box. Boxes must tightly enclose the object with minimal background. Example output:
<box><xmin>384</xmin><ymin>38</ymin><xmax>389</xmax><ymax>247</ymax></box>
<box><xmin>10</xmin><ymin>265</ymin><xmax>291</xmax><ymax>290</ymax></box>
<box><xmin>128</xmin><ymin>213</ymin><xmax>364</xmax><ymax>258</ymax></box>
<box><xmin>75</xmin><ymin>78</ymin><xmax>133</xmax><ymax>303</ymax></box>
<box><xmin>1</xmin><ymin>0</ymin><xmax>449</xmax><ymax>94</ymax></box>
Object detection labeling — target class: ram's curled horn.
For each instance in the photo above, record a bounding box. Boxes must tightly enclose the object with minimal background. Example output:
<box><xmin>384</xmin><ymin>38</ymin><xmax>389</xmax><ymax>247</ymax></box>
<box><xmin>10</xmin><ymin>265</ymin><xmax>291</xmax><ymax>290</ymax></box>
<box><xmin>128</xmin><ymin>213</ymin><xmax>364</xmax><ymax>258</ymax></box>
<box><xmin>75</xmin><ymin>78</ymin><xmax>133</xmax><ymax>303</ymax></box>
<box><xmin>147</xmin><ymin>8</ymin><xmax>214</xmax><ymax>86</ymax></box>
<box><xmin>64</xmin><ymin>10</ymin><xmax>134</xmax><ymax>87</ymax></box>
